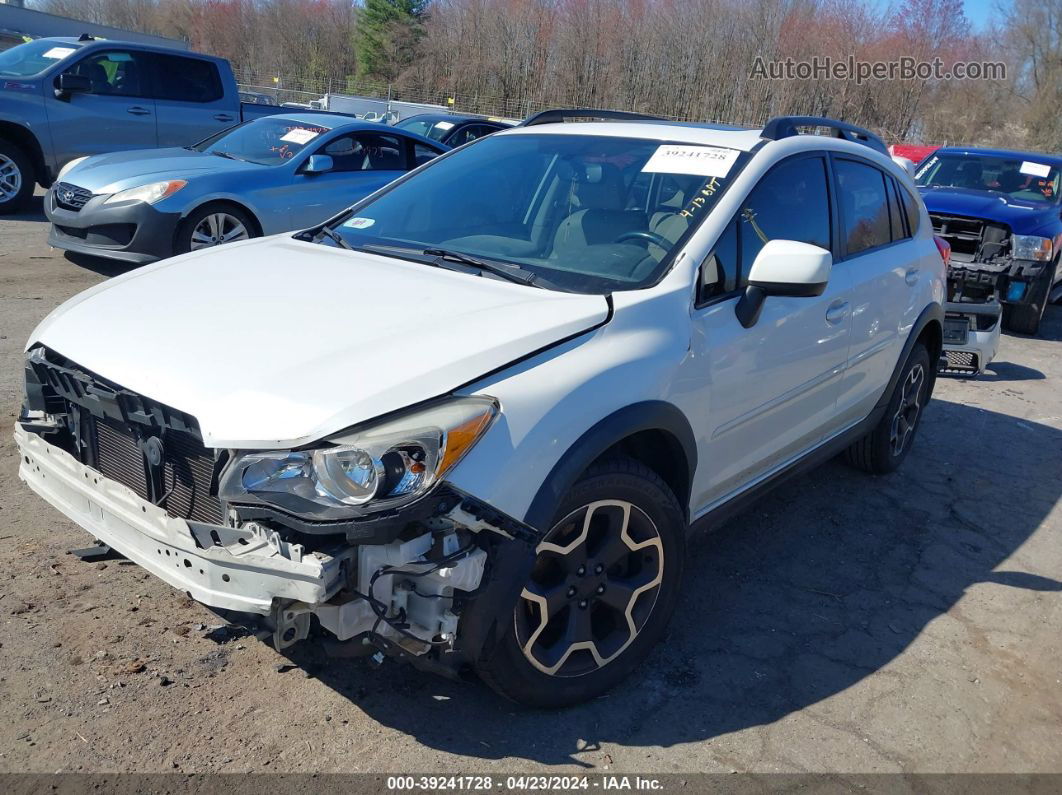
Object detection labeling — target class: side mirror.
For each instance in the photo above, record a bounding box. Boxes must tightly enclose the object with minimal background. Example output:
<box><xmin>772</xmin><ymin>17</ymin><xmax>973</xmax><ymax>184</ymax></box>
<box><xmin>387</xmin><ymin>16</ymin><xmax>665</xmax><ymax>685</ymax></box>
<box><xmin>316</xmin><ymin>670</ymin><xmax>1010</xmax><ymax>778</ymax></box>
<box><xmin>54</xmin><ymin>73</ymin><xmax>91</xmax><ymax>99</ymax></box>
<box><xmin>303</xmin><ymin>154</ymin><xmax>334</xmax><ymax>175</ymax></box>
<box><xmin>735</xmin><ymin>239</ymin><xmax>832</xmax><ymax>328</ymax></box>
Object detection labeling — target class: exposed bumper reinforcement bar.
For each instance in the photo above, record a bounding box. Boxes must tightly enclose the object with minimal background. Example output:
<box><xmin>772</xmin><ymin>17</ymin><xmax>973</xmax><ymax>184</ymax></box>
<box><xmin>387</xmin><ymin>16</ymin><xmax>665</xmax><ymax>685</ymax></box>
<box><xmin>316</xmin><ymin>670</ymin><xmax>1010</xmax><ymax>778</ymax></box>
<box><xmin>14</xmin><ymin>424</ymin><xmax>353</xmax><ymax>615</ymax></box>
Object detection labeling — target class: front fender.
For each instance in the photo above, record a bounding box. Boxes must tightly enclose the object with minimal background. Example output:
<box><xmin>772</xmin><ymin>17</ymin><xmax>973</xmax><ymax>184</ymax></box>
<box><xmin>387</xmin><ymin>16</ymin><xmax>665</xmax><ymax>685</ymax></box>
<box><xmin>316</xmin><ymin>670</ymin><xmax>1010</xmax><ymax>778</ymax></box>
<box><xmin>447</xmin><ymin>287</ymin><xmax>694</xmax><ymax>531</ymax></box>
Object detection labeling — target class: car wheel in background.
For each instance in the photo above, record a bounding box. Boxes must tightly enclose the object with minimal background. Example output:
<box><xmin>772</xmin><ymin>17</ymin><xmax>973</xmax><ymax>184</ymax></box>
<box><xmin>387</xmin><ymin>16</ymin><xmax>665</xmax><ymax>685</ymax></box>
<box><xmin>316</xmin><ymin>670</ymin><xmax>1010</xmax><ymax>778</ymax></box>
<box><xmin>475</xmin><ymin>457</ymin><xmax>685</xmax><ymax>708</ymax></box>
<box><xmin>844</xmin><ymin>342</ymin><xmax>931</xmax><ymax>475</ymax></box>
<box><xmin>0</xmin><ymin>139</ymin><xmax>34</xmax><ymax>214</ymax></box>
<box><xmin>176</xmin><ymin>205</ymin><xmax>256</xmax><ymax>255</ymax></box>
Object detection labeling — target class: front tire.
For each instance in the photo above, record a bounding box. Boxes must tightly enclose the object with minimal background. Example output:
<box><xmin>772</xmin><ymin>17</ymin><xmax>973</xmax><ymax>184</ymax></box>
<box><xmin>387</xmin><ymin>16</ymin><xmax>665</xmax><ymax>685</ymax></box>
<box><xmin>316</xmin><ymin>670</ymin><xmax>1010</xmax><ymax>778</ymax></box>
<box><xmin>175</xmin><ymin>205</ymin><xmax>256</xmax><ymax>255</ymax></box>
<box><xmin>474</xmin><ymin>457</ymin><xmax>685</xmax><ymax>708</ymax></box>
<box><xmin>844</xmin><ymin>342</ymin><xmax>931</xmax><ymax>474</ymax></box>
<box><xmin>0</xmin><ymin>138</ymin><xmax>34</xmax><ymax>214</ymax></box>
<box><xmin>1002</xmin><ymin>270</ymin><xmax>1053</xmax><ymax>336</ymax></box>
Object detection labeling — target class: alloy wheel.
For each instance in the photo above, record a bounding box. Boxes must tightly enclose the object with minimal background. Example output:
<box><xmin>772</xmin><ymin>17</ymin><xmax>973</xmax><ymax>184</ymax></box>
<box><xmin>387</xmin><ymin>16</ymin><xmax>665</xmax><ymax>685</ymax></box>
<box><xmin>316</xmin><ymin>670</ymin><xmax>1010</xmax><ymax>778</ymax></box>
<box><xmin>890</xmin><ymin>363</ymin><xmax>925</xmax><ymax>456</ymax></box>
<box><xmin>514</xmin><ymin>500</ymin><xmax>664</xmax><ymax>677</ymax></box>
<box><xmin>189</xmin><ymin>212</ymin><xmax>249</xmax><ymax>250</ymax></box>
<box><xmin>0</xmin><ymin>154</ymin><xmax>22</xmax><ymax>201</ymax></box>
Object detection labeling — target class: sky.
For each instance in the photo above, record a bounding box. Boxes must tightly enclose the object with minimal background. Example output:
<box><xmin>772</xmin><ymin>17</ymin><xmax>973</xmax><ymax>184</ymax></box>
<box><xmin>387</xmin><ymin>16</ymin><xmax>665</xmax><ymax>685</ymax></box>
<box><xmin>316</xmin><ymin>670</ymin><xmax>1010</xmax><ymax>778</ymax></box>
<box><xmin>963</xmin><ymin>0</ymin><xmax>1009</xmax><ymax>29</ymax></box>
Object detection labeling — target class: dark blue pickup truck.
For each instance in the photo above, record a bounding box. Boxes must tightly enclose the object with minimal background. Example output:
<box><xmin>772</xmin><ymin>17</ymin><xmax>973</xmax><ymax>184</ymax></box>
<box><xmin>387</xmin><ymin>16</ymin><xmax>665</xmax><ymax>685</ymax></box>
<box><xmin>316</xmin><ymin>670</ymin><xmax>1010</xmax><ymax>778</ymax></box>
<box><xmin>915</xmin><ymin>147</ymin><xmax>1062</xmax><ymax>335</ymax></box>
<box><xmin>0</xmin><ymin>36</ymin><xmax>281</xmax><ymax>213</ymax></box>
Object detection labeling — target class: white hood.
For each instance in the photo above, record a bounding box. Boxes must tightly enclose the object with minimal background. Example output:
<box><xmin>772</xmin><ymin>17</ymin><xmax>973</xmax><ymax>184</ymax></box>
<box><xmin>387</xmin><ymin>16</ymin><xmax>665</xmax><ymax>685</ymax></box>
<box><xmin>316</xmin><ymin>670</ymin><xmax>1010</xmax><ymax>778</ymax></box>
<box><xmin>30</xmin><ymin>237</ymin><xmax>609</xmax><ymax>448</ymax></box>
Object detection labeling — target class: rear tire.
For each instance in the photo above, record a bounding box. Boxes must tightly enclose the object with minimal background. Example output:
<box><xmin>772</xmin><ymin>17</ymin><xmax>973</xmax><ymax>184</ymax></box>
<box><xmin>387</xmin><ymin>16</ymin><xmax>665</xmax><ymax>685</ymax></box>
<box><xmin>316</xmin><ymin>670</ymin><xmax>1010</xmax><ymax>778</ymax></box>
<box><xmin>0</xmin><ymin>139</ymin><xmax>34</xmax><ymax>214</ymax></box>
<box><xmin>474</xmin><ymin>457</ymin><xmax>685</xmax><ymax>708</ymax></box>
<box><xmin>844</xmin><ymin>342</ymin><xmax>931</xmax><ymax>475</ymax></box>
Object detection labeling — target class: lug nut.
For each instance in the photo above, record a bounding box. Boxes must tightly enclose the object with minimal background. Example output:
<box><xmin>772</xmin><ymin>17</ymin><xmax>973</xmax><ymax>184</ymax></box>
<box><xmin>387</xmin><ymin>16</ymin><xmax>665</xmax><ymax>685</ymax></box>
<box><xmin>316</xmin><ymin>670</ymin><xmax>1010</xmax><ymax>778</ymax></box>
<box><xmin>596</xmin><ymin>584</ymin><xmax>605</xmax><ymax>594</ymax></box>
<box><xmin>578</xmin><ymin>599</ymin><xmax>588</xmax><ymax>609</ymax></box>
<box><xmin>595</xmin><ymin>563</ymin><xmax>604</xmax><ymax>574</ymax></box>
<box><xmin>567</xmin><ymin>586</ymin><xmax>577</xmax><ymax>597</ymax></box>
<box><xmin>576</xmin><ymin>565</ymin><xmax>586</xmax><ymax>576</ymax></box>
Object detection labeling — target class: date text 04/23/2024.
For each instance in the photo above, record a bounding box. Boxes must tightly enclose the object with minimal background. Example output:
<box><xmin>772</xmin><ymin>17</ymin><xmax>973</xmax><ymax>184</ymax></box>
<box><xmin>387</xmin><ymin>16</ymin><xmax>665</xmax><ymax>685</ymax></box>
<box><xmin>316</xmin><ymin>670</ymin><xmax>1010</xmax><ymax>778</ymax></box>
<box><xmin>385</xmin><ymin>776</ymin><xmax>665</xmax><ymax>791</ymax></box>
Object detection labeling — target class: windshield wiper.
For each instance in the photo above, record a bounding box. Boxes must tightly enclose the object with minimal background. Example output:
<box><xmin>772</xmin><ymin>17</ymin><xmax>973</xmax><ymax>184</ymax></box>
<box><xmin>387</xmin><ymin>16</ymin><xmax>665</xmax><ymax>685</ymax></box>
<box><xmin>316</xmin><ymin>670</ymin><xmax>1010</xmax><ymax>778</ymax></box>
<box><xmin>421</xmin><ymin>247</ymin><xmax>540</xmax><ymax>287</ymax></box>
<box><xmin>211</xmin><ymin>150</ymin><xmax>241</xmax><ymax>161</ymax></box>
<box><xmin>315</xmin><ymin>226</ymin><xmax>353</xmax><ymax>251</ymax></box>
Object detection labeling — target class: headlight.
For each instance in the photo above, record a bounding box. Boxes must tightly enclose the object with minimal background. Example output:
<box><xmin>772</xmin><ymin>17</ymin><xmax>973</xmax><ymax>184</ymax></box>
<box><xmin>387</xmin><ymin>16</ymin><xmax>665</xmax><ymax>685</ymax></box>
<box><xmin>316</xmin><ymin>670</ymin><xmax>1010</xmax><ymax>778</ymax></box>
<box><xmin>103</xmin><ymin>180</ymin><xmax>187</xmax><ymax>205</ymax></box>
<box><xmin>56</xmin><ymin>156</ymin><xmax>88</xmax><ymax>181</ymax></box>
<box><xmin>220</xmin><ymin>396</ymin><xmax>498</xmax><ymax>520</ymax></box>
<box><xmin>1011</xmin><ymin>235</ymin><xmax>1053</xmax><ymax>262</ymax></box>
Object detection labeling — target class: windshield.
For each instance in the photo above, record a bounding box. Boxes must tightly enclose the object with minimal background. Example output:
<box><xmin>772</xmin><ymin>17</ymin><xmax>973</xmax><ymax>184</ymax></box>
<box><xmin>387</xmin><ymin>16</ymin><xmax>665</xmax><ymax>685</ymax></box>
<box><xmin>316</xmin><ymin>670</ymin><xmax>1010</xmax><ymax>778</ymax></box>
<box><xmin>192</xmin><ymin>117</ymin><xmax>332</xmax><ymax>165</ymax></box>
<box><xmin>916</xmin><ymin>153</ymin><xmax>1060</xmax><ymax>203</ymax></box>
<box><xmin>394</xmin><ymin>117</ymin><xmax>455</xmax><ymax>142</ymax></box>
<box><xmin>316</xmin><ymin>133</ymin><xmax>745</xmax><ymax>293</ymax></box>
<box><xmin>0</xmin><ymin>40</ymin><xmax>81</xmax><ymax>77</ymax></box>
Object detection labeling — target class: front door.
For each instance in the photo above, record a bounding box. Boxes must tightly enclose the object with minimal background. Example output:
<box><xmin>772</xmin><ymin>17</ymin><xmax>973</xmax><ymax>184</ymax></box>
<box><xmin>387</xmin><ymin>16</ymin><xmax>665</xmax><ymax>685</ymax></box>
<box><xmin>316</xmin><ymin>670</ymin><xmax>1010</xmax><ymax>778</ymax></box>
<box><xmin>287</xmin><ymin>131</ymin><xmax>414</xmax><ymax>229</ymax></box>
<box><xmin>46</xmin><ymin>49</ymin><xmax>157</xmax><ymax>169</ymax></box>
<box><xmin>685</xmin><ymin>154</ymin><xmax>854</xmax><ymax>512</ymax></box>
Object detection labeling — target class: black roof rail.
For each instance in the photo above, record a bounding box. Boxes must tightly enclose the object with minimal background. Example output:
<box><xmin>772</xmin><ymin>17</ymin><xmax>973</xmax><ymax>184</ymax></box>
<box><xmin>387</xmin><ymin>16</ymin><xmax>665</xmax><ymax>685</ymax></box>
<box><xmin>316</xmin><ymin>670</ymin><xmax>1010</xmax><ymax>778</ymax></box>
<box><xmin>520</xmin><ymin>108</ymin><xmax>667</xmax><ymax>127</ymax></box>
<box><xmin>761</xmin><ymin>115</ymin><xmax>888</xmax><ymax>156</ymax></box>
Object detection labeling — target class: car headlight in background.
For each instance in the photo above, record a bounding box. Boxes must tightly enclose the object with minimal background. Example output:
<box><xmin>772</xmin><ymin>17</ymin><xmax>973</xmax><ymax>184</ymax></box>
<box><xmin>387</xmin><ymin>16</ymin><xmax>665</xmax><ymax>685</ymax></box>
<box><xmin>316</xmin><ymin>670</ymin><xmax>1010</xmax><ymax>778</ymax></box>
<box><xmin>56</xmin><ymin>156</ymin><xmax>88</xmax><ymax>181</ymax></box>
<box><xmin>1011</xmin><ymin>235</ymin><xmax>1053</xmax><ymax>262</ymax></box>
<box><xmin>103</xmin><ymin>180</ymin><xmax>187</xmax><ymax>206</ymax></box>
<box><xmin>220</xmin><ymin>396</ymin><xmax>498</xmax><ymax>520</ymax></box>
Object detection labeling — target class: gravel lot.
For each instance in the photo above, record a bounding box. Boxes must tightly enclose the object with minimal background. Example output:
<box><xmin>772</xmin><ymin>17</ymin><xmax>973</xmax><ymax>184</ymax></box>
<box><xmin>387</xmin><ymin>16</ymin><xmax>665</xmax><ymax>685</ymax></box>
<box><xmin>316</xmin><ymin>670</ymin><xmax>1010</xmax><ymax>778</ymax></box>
<box><xmin>1</xmin><ymin>193</ymin><xmax>1060</xmax><ymax>775</ymax></box>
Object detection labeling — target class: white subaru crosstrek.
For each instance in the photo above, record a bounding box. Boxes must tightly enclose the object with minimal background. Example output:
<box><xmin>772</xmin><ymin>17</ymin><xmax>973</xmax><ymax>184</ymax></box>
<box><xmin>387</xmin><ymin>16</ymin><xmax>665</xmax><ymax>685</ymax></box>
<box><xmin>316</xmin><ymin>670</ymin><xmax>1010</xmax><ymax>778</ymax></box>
<box><xmin>16</xmin><ymin>110</ymin><xmax>944</xmax><ymax>707</ymax></box>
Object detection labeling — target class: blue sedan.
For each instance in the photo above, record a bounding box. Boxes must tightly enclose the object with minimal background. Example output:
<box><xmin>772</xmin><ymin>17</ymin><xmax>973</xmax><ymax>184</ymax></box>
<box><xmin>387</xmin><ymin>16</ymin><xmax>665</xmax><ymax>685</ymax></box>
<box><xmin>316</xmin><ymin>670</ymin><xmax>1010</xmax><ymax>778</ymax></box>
<box><xmin>44</xmin><ymin>113</ymin><xmax>448</xmax><ymax>264</ymax></box>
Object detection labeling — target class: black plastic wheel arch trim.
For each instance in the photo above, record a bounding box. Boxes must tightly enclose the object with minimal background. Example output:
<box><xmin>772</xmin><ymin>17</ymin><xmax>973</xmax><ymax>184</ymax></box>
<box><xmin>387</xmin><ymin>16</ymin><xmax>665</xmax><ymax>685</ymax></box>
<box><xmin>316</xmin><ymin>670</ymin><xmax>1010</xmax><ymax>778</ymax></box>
<box><xmin>873</xmin><ymin>301</ymin><xmax>944</xmax><ymax>413</ymax></box>
<box><xmin>522</xmin><ymin>400</ymin><xmax>698</xmax><ymax>532</ymax></box>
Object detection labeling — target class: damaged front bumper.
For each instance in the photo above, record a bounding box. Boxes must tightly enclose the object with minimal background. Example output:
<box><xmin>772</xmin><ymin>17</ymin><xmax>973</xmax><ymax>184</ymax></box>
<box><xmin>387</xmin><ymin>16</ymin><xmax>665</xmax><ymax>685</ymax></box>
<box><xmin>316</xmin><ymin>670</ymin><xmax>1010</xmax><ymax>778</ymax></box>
<box><xmin>15</xmin><ymin>421</ymin><xmax>538</xmax><ymax>666</ymax></box>
<box><xmin>15</xmin><ymin>423</ymin><xmax>352</xmax><ymax>614</ymax></box>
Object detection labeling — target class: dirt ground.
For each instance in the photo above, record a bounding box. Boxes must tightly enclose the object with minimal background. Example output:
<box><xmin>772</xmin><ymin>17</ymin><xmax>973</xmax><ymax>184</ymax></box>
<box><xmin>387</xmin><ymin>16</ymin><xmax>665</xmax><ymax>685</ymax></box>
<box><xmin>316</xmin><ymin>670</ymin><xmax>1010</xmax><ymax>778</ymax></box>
<box><xmin>1</xmin><ymin>193</ymin><xmax>1060</xmax><ymax>775</ymax></box>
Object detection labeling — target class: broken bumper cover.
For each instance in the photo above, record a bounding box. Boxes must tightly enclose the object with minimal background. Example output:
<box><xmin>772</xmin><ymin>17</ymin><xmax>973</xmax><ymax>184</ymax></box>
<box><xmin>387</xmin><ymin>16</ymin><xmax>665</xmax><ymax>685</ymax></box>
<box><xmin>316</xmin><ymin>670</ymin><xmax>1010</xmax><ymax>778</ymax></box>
<box><xmin>948</xmin><ymin>259</ymin><xmax>1049</xmax><ymax>308</ymax></box>
<box><xmin>940</xmin><ymin>299</ymin><xmax>1001</xmax><ymax>376</ymax></box>
<box><xmin>14</xmin><ymin>424</ymin><xmax>351</xmax><ymax>615</ymax></box>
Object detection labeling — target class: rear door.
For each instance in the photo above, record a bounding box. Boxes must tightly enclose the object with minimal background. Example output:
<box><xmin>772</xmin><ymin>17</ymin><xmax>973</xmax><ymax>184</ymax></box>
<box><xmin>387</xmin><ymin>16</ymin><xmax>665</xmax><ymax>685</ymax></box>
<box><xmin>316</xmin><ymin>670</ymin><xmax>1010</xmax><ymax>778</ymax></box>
<box><xmin>287</xmin><ymin>132</ymin><xmax>429</xmax><ymax>229</ymax></box>
<box><xmin>46</xmin><ymin>48</ymin><xmax>157</xmax><ymax>168</ymax></box>
<box><xmin>150</xmin><ymin>53</ymin><xmax>237</xmax><ymax>147</ymax></box>
<box><xmin>687</xmin><ymin>153</ymin><xmax>854</xmax><ymax>511</ymax></box>
<box><xmin>831</xmin><ymin>156</ymin><xmax>915</xmax><ymax>426</ymax></box>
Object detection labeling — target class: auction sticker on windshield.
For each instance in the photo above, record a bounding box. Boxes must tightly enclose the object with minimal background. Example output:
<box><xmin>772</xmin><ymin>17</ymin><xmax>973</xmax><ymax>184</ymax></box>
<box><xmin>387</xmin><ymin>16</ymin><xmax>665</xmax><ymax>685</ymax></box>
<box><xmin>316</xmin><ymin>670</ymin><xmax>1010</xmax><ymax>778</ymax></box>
<box><xmin>1021</xmin><ymin>161</ymin><xmax>1051</xmax><ymax>178</ymax></box>
<box><xmin>642</xmin><ymin>144</ymin><xmax>740</xmax><ymax>177</ymax></box>
<box><xmin>42</xmin><ymin>47</ymin><xmax>76</xmax><ymax>59</ymax></box>
<box><xmin>343</xmin><ymin>217</ymin><xmax>375</xmax><ymax>229</ymax></box>
<box><xmin>280</xmin><ymin>128</ymin><xmax>321</xmax><ymax>145</ymax></box>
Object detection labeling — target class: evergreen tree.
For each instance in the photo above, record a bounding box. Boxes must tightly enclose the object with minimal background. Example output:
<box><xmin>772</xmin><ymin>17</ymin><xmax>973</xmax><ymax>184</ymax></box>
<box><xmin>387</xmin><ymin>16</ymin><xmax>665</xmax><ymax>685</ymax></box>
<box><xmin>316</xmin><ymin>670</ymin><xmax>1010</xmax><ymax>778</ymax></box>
<box><xmin>355</xmin><ymin>0</ymin><xmax>427</xmax><ymax>82</ymax></box>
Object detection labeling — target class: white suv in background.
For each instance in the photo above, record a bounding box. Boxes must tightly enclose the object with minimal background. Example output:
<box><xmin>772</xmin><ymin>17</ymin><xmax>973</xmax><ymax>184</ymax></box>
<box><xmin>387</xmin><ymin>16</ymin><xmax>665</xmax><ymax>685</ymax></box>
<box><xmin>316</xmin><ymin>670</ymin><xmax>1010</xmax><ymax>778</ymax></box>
<box><xmin>16</xmin><ymin>110</ymin><xmax>944</xmax><ymax>707</ymax></box>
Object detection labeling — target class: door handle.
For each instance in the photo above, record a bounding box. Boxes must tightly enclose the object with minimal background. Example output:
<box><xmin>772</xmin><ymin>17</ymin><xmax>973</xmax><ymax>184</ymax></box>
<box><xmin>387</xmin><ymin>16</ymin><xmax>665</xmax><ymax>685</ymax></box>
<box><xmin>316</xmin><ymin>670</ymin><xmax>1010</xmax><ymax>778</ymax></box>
<box><xmin>213</xmin><ymin>113</ymin><xmax>235</xmax><ymax>122</ymax></box>
<box><xmin>126</xmin><ymin>106</ymin><xmax>151</xmax><ymax>116</ymax></box>
<box><xmin>905</xmin><ymin>267</ymin><xmax>920</xmax><ymax>285</ymax></box>
<box><xmin>825</xmin><ymin>300</ymin><xmax>850</xmax><ymax>325</ymax></box>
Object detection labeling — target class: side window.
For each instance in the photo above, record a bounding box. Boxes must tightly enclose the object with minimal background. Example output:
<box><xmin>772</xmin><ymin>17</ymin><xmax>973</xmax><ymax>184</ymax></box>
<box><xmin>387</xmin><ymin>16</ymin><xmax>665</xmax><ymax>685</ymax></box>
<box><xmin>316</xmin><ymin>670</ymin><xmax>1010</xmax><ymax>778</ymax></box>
<box><xmin>700</xmin><ymin>220</ymin><xmax>738</xmax><ymax>301</ymax></box>
<box><xmin>151</xmin><ymin>55</ymin><xmax>222</xmax><ymax>103</ymax></box>
<box><xmin>738</xmin><ymin>156</ymin><xmax>831</xmax><ymax>278</ymax></box>
<box><xmin>321</xmin><ymin>134</ymin><xmax>365</xmax><ymax>172</ymax></box>
<box><xmin>884</xmin><ymin>175</ymin><xmax>906</xmax><ymax>241</ymax></box>
<box><xmin>413</xmin><ymin>142</ymin><xmax>441</xmax><ymax>167</ymax></box>
<box><xmin>835</xmin><ymin>159</ymin><xmax>891</xmax><ymax>255</ymax></box>
<box><xmin>354</xmin><ymin>133</ymin><xmax>407</xmax><ymax>171</ymax></box>
<box><xmin>448</xmin><ymin>125</ymin><xmax>480</xmax><ymax>146</ymax></box>
<box><xmin>65</xmin><ymin>50</ymin><xmax>149</xmax><ymax>97</ymax></box>
<box><xmin>898</xmin><ymin>183</ymin><xmax>921</xmax><ymax>236</ymax></box>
